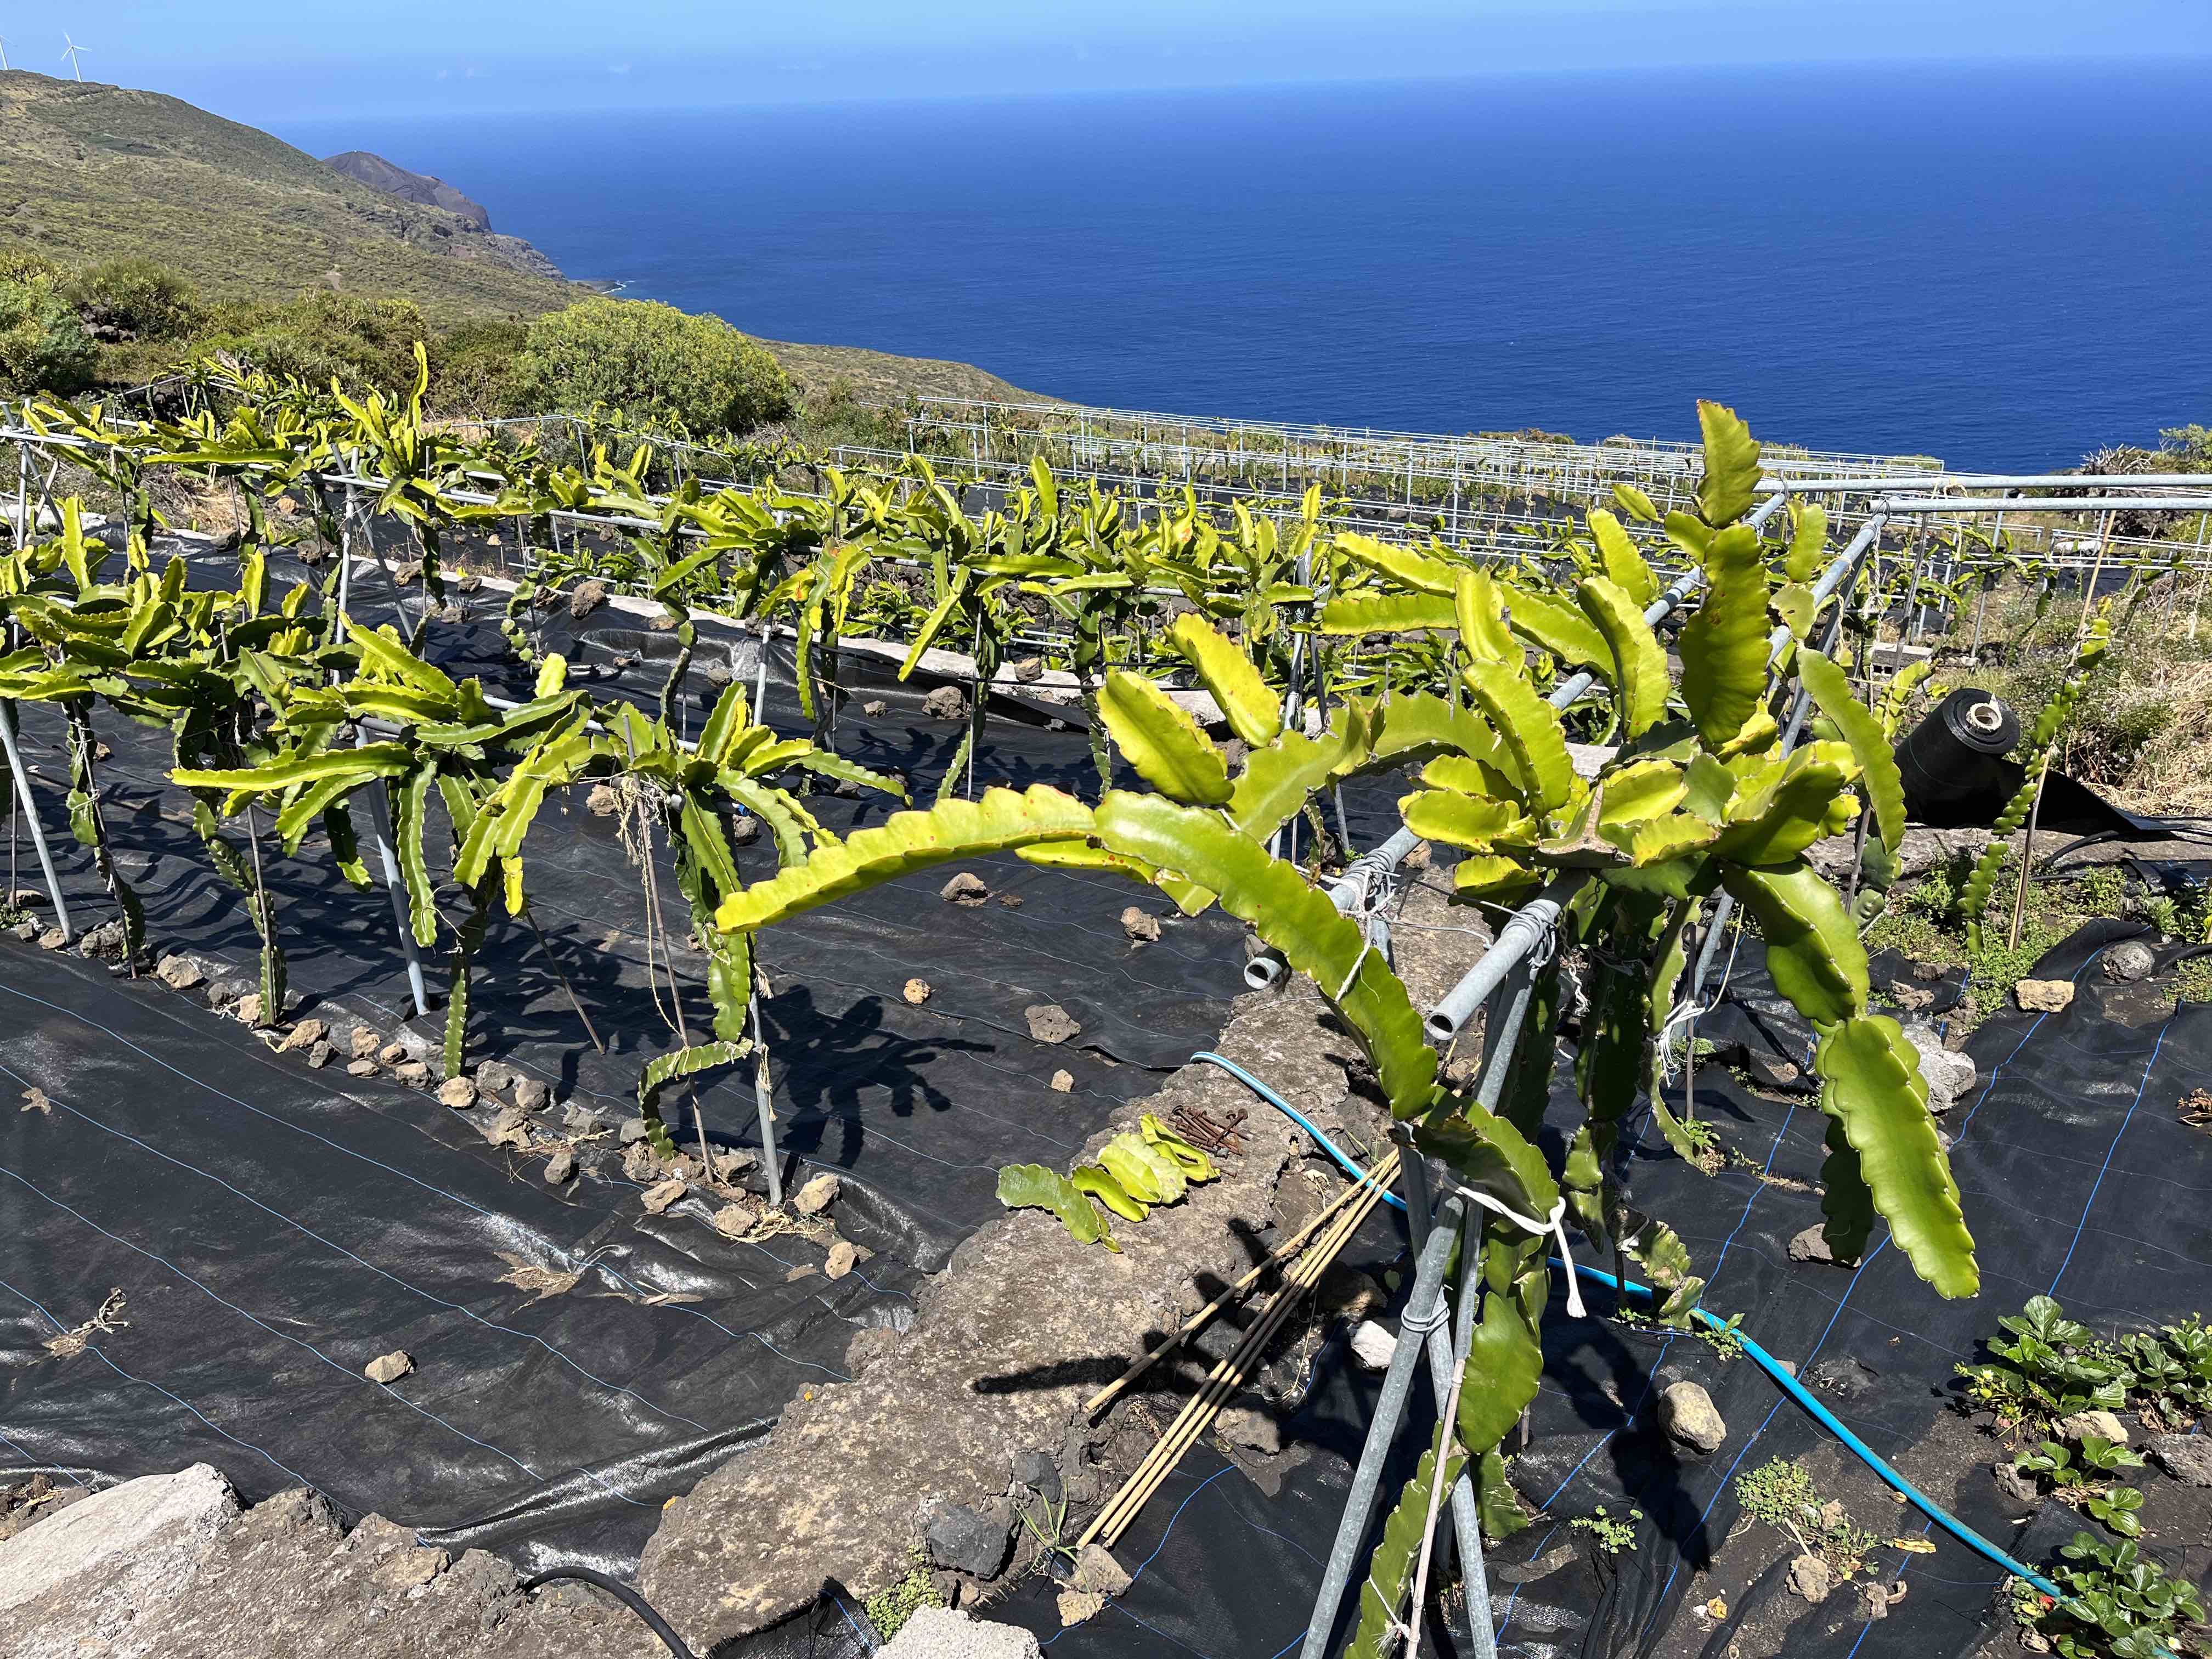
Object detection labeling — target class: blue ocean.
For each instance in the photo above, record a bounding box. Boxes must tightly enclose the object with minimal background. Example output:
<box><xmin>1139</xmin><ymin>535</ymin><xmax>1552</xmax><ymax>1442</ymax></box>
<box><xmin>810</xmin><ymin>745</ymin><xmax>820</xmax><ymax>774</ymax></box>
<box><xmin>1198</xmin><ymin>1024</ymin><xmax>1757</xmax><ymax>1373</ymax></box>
<box><xmin>278</xmin><ymin>61</ymin><xmax>2212</xmax><ymax>472</ymax></box>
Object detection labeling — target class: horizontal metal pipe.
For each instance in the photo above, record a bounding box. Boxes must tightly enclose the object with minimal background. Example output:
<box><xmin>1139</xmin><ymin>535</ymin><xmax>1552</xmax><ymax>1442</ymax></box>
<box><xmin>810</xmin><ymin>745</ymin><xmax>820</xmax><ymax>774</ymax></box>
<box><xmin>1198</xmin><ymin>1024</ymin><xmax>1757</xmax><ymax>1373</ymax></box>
<box><xmin>1425</xmin><ymin>874</ymin><xmax>1582</xmax><ymax>1041</ymax></box>
<box><xmin>1244</xmin><ymin>949</ymin><xmax>1289</xmax><ymax>991</ymax></box>
<box><xmin>1875</xmin><ymin>494</ymin><xmax>2212</xmax><ymax>513</ymax></box>
<box><xmin>1325</xmin><ymin>825</ymin><xmax>1423</xmax><ymax>916</ymax></box>
<box><xmin>1767</xmin><ymin>472</ymin><xmax>2212</xmax><ymax>494</ymax></box>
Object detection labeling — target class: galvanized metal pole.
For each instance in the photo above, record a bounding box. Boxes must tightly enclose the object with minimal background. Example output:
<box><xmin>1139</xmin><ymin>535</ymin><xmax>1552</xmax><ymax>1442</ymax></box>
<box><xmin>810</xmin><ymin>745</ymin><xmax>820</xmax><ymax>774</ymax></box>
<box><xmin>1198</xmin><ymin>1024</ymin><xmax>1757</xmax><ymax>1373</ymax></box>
<box><xmin>749</xmin><ymin>992</ymin><xmax>783</xmax><ymax>1206</ymax></box>
<box><xmin>1298</xmin><ymin>1200</ymin><xmax>1465</xmax><ymax>1659</ymax></box>
<box><xmin>0</xmin><ymin>702</ymin><xmax>72</xmax><ymax>941</ymax></box>
<box><xmin>2190</xmin><ymin>515</ymin><xmax>2211</xmax><ymax>643</ymax></box>
<box><xmin>1424</xmin><ymin>1202</ymin><xmax>1498</xmax><ymax>1659</ymax></box>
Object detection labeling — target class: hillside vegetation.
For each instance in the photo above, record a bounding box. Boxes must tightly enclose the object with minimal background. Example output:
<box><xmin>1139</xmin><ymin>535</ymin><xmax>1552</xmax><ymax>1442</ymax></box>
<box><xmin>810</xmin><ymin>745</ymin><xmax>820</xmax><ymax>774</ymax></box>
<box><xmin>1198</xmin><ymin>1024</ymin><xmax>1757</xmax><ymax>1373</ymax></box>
<box><xmin>0</xmin><ymin>71</ymin><xmax>576</xmax><ymax>318</ymax></box>
<box><xmin>0</xmin><ymin>70</ymin><xmax>1046</xmax><ymax>421</ymax></box>
<box><xmin>759</xmin><ymin>337</ymin><xmax>1037</xmax><ymax>407</ymax></box>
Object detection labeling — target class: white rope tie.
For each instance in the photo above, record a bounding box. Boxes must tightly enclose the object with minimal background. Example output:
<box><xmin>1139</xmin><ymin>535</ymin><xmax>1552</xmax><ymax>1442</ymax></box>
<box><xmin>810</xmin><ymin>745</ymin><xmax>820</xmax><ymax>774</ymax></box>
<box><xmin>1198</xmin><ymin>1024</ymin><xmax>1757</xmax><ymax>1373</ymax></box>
<box><xmin>1332</xmin><ymin>939</ymin><xmax>1374</xmax><ymax>1003</ymax></box>
<box><xmin>1451</xmin><ymin>1185</ymin><xmax>1587</xmax><ymax>1319</ymax></box>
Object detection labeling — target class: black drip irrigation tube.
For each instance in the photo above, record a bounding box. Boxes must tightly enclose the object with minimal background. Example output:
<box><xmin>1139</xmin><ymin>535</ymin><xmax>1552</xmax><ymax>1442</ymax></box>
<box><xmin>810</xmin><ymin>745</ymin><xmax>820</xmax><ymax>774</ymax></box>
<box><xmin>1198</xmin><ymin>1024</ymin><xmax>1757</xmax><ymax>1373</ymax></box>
<box><xmin>517</xmin><ymin>1568</ymin><xmax>700</xmax><ymax>1658</ymax></box>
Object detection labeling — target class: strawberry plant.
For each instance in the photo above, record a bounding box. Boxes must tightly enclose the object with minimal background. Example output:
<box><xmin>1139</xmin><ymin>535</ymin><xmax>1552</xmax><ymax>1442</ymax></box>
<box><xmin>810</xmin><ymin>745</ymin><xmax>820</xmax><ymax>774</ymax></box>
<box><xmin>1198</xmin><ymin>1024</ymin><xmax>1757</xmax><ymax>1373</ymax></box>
<box><xmin>2012</xmin><ymin>1438</ymin><xmax>2148</xmax><ymax>1538</ymax></box>
<box><xmin>2012</xmin><ymin>1533</ymin><xmax>2205</xmax><ymax>1659</ymax></box>
<box><xmin>1965</xmin><ymin>1296</ymin><xmax>2212</xmax><ymax>1444</ymax></box>
<box><xmin>1959</xmin><ymin>1296</ymin><xmax>2138</xmax><ymax>1438</ymax></box>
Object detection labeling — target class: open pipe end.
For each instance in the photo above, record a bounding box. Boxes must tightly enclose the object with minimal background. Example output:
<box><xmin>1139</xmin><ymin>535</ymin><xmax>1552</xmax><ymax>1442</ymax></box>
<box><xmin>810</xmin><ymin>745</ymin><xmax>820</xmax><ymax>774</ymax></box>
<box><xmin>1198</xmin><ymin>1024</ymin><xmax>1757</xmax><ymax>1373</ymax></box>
<box><xmin>1424</xmin><ymin>1009</ymin><xmax>1464</xmax><ymax>1043</ymax></box>
<box><xmin>1244</xmin><ymin>952</ymin><xmax>1288</xmax><ymax>992</ymax></box>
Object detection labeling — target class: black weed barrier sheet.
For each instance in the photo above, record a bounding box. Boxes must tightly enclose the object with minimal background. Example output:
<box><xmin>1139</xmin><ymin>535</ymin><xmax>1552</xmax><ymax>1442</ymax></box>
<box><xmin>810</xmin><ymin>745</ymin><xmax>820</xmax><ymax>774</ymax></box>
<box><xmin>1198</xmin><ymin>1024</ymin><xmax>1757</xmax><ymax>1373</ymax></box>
<box><xmin>0</xmin><ymin>945</ymin><xmax>905</xmax><ymax>1575</ymax></box>
<box><xmin>2</xmin><ymin>540</ymin><xmax>1265</xmax><ymax>1262</ymax></box>
<box><xmin>0</xmin><ymin>540</ymin><xmax>1268</xmax><ymax>1574</ymax></box>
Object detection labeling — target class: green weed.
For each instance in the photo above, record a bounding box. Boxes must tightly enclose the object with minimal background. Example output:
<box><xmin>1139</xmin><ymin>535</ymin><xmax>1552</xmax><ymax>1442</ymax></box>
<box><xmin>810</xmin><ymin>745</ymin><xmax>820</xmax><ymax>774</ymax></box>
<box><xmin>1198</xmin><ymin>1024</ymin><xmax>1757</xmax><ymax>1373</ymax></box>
<box><xmin>862</xmin><ymin>1545</ymin><xmax>943</xmax><ymax>1641</ymax></box>
<box><xmin>1569</xmin><ymin>1504</ymin><xmax>1641</xmax><ymax>1555</ymax></box>
<box><xmin>1734</xmin><ymin>1459</ymin><xmax>1878</xmax><ymax>1580</ymax></box>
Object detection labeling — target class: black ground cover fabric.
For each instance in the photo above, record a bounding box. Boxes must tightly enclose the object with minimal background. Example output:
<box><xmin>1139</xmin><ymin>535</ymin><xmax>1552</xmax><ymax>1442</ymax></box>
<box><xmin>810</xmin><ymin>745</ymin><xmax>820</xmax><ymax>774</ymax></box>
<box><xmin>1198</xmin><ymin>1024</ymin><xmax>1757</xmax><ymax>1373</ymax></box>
<box><xmin>3</xmin><ymin>538</ymin><xmax>1259</xmax><ymax>1266</ymax></box>
<box><xmin>990</xmin><ymin>922</ymin><xmax>2212</xmax><ymax>1659</ymax></box>
<box><xmin>0</xmin><ymin>536</ymin><xmax>1266</xmax><ymax>1579</ymax></box>
<box><xmin>0</xmin><ymin>945</ymin><xmax>918</xmax><ymax>1577</ymax></box>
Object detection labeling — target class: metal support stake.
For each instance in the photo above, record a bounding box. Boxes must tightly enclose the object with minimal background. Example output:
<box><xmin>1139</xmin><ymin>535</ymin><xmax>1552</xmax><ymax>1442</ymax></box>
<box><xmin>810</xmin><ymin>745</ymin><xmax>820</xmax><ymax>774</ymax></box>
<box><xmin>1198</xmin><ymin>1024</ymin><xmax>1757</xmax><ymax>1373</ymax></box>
<box><xmin>1299</xmin><ymin>1199</ymin><xmax>1465</xmax><ymax>1659</ymax></box>
<box><xmin>0</xmin><ymin>702</ymin><xmax>72</xmax><ymax>941</ymax></box>
<box><xmin>749</xmin><ymin>992</ymin><xmax>783</xmax><ymax>1206</ymax></box>
<box><xmin>1470</xmin><ymin>953</ymin><xmax>1539</xmax><ymax>1113</ymax></box>
<box><xmin>1393</xmin><ymin>1122</ymin><xmax>1436</xmax><ymax>1261</ymax></box>
<box><xmin>2164</xmin><ymin>507</ymin><xmax>2212</xmax><ymax>640</ymax></box>
<box><xmin>751</xmin><ymin>620</ymin><xmax>772</xmax><ymax>725</ymax></box>
<box><xmin>1421</xmin><ymin>1202</ymin><xmax>1499</xmax><ymax>1659</ymax></box>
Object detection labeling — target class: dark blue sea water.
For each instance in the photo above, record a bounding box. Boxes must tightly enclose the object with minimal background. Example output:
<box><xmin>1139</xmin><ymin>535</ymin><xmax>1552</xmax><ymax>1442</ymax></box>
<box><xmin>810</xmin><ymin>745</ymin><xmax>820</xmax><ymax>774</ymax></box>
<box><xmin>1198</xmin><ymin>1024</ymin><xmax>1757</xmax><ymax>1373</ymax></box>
<box><xmin>278</xmin><ymin>62</ymin><xmax>2212</xmax><ymax>471</ymax></box>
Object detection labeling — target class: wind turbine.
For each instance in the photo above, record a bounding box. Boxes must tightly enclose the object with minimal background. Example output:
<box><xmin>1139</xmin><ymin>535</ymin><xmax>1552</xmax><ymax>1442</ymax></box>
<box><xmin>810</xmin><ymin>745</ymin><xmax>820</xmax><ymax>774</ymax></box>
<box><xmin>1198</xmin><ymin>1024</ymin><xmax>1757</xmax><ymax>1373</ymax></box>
<box><xmin>1</xmin><ymin>36</ymin><xmax>11</xmax><ymax>71</ymax></box>
<box><xmin>61</xmin><ymin>35</ymin><xmax>86</xmax><ymax>81</ymax></box>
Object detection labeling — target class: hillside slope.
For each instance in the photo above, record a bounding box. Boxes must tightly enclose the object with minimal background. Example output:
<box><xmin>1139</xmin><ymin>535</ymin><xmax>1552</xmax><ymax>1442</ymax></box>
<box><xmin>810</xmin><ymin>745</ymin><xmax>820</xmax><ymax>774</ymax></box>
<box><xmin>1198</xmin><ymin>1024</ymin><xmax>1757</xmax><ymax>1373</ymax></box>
<box><xmin>0</xmin><ymin>71</ymin><xmax>575</xmax><ymax>318</ymax></box>
<box><xmin>760</xmin><ymin>337</ymin><xmax>1042</xmax><ymax>405</ymax></box>
<box><xmin>324</xmin><ymin>151</ymin><xmax>493</xmax><ymax>230</ymax></box>
<box><xmin>0</xmin><ymin>70</ymin><xmax>1053</xmax><ymax>403</ymax></box>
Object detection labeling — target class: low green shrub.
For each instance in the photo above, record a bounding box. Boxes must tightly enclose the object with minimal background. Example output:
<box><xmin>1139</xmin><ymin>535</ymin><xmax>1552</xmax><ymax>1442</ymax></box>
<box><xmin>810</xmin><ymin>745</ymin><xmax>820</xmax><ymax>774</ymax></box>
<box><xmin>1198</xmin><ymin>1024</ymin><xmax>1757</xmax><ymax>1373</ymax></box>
<box><xmin>0</xmin><ymin>276</ymin><xmax>98</xmax><ymax>396</ymax></box>
<box><xmin>194</xmin><ymin>292</ymin><xmax>434</xmax><ymax>396</ymax></box>
<box><xmin>510</xmin><ymin>297</ymin><xmax>792</xmax><ymax>438</ymax></box>
<box><xmin>2011</xmin><ymin>1532</ymin><xmax>2204</xmax><ymax>1659</ymax></box>
<box><xmin>861</xmin><ymin>1545</ymin><xmax>942</xmax><ymax>1640</ymax></box>
<box><xmin>0</xmin><ymin>249</ymin><xmax>64</xmax><ymax>287</ymax></box>
<box><xmin>65</xmin><ymin>257</ymin><xmax>202</xmax><ymax>342</ymax></box>
<box><xmin>1959</xmin><ymin>1296</ymin><xmax>2212</xmax><ymax>1438</ymax></box>
<box><xmin>430</xmin><ymin>316</ymin><xmax>529</xmax><ymax>417</ymax></box>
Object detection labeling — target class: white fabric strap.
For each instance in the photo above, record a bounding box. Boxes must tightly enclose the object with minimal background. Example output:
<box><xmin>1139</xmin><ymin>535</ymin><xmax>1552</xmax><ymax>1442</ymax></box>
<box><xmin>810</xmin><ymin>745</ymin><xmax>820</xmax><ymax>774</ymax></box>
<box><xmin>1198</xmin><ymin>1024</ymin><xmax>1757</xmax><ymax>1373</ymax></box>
<box><xmin>1452</xmin><ymin>1186</ymin><xmax>1586</xmax><ymax>1319</ymax></box>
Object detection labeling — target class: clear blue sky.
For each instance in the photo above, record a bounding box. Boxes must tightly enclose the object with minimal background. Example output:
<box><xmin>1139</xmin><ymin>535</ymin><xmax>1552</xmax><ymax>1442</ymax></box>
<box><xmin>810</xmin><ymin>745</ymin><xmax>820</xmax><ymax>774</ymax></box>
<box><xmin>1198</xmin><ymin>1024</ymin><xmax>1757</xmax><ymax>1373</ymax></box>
<box><xmin>4</xmin><ymin>1</ymin><xmax>2207</xmax><ymax>122</ymax></box>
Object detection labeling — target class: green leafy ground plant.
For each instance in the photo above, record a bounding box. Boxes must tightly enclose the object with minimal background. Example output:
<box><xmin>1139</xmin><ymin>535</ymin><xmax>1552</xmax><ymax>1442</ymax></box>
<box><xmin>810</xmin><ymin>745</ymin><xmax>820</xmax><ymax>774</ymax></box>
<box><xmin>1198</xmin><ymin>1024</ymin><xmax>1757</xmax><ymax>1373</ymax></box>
<box><xmin>2012</xmin><ymin>1533</ymin><xmax>2205</xmax><ymax>1659</ymax></box>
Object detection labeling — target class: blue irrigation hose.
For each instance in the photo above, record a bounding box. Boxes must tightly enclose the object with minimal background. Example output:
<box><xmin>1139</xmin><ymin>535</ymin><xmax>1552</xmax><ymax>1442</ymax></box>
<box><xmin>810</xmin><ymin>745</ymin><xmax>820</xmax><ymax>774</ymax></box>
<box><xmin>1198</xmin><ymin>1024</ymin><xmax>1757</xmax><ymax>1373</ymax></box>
<box><xmin>1566</xmin><ymin>1257</ymin><xmax>2076</xmax><ymax>1607</ymax></box>
<box><xmin>1186</xmin><ymin>1052</ymin><xmax>2083</xmax><ymax>1616</ymax></box>
<box><xmin>1188</xmin><ymin>1052</ymin><xmax>1406</xmax><ymax>1211</ymax></box>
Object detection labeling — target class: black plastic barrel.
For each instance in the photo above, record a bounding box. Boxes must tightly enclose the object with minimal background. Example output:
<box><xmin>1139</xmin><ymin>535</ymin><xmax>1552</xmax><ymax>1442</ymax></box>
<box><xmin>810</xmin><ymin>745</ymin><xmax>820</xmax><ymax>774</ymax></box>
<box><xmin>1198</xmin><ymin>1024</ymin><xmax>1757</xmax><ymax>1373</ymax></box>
<box><xmin>1894</xmin><ymin>687</ymin><xmax>2021</xmax><ymax>828</ymax></box>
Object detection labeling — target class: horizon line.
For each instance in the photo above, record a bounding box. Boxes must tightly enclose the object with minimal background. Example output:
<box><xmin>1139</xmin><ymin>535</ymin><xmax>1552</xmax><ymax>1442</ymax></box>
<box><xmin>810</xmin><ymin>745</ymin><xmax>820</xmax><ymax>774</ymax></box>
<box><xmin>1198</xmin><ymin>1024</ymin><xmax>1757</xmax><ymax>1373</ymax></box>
<box><xmin>10</xmin><ymin>52</ymin><xmax>2208</xmax><ymax>128</ymax></box>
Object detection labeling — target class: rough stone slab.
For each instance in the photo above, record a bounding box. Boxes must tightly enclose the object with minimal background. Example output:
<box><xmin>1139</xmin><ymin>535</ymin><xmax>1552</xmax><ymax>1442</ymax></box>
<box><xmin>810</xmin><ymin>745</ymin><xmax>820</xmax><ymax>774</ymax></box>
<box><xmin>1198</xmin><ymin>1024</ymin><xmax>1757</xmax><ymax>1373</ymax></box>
<box><xmin>2147</xmin><ymin>1433</ymin><xmax>2212</xmax><ymax>1486</ymax></box>
<box><xmin>1900</xmin><ymin>1020</ymin><xmax>1977</xmax><ymax>1113</ymax></box>
<box><xmin>1788</xmin><ymin>1223</ymin><xmax>1837</xmax><ymax>1265</ymax></box>
<box><xmin>0</xmin><ymin>1473</ymin><xmax>663</xmax><ymax>1658</ymax></box>
<box><xmin>0</xmin><ymin>1463</ymin><xmax>235</xmax><ymax>1616</ymax></box>
<box><xmin>2102</xmin><ymin>940</ymin><xmax>2157</xmax><ymax>983</ymax></box>
<box><xmin>639</xmin><ymin>975</ymin><xmax>1415</xmax><ymax>1646</ymax></box>
<box><xmin>1658</xmin><ymin>1381</ymin><xmax>1727</xmax><ymax>1453</ymax></box>
<box><xmin>921</xmin><ymin>1496</ymin><xmax>1012</xmax><ymax>1576</ymax></box>
<box><xmin>1023</xmin><ymin>1003</ymin><xmax>1080</xmax><ymax>1044</ymax></box>
<box><xmin>2055</xmin><ymin>1408</ymin><xmax>2129</xmax><ymax>1445</ymax></box>
<box><xmin>879</xmin><ymin>1606</ymin><xmax>1041</xmax><ymax>1658</ymax></box>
